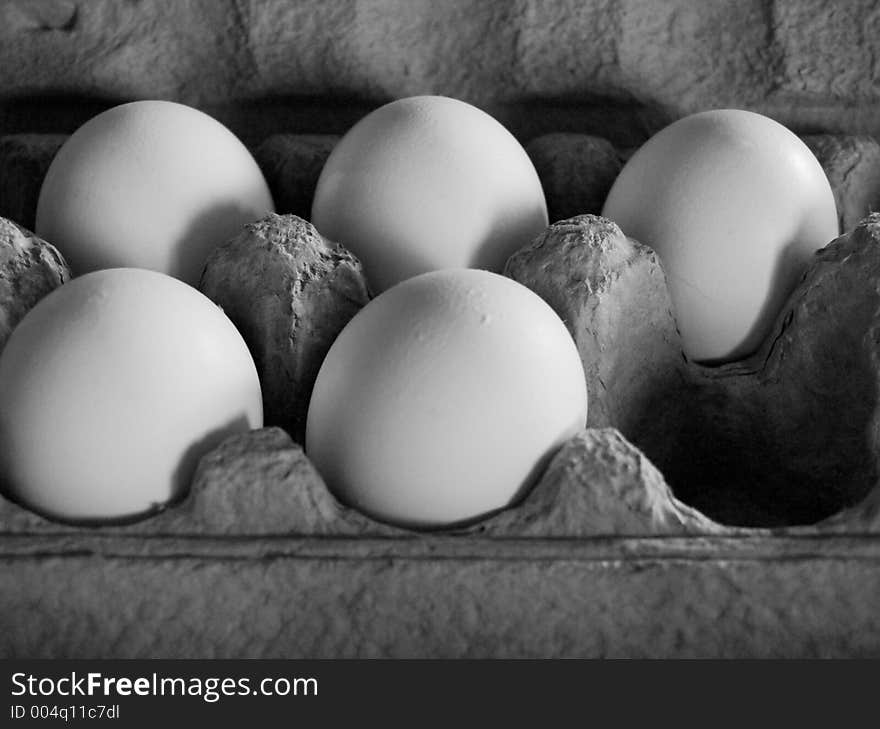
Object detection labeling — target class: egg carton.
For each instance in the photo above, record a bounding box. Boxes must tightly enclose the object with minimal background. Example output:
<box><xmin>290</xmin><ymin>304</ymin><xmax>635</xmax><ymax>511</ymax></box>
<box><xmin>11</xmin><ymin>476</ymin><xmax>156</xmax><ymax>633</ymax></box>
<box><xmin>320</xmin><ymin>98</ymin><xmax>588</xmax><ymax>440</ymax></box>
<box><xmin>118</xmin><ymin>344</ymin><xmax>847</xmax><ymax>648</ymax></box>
<box><xmin>1</xmin><ymin>131</ymin><xmax>880</xmax><ymax>658</ymax></box>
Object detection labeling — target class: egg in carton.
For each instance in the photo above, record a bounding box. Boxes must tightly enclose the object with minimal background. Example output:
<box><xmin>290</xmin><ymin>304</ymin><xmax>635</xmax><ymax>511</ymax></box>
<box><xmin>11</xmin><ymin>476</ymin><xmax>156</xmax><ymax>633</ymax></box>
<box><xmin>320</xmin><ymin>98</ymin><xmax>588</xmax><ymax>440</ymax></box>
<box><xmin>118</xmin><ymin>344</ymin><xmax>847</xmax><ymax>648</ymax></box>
<box><xmin>2</xmin><ymin>131</ymin><xmax>880</xmax><ymax>657</ymax></box>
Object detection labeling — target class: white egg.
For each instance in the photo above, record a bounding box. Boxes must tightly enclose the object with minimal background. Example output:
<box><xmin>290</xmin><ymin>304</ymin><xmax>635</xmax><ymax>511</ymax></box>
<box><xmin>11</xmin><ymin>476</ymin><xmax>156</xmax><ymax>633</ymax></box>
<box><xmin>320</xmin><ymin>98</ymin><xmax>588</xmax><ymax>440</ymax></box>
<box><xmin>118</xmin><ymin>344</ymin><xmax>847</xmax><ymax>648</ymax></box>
<box><xmin>602</xmin><ymin>109</ymin><xmax>838</xmax><ymax>363</ymax></box>
<box><xmin>305</xmin><ymin>268</ymin><xmax>587</xmax><ymax>529</ymax></box>
<box><xmin>35</xmin><ymin>100</ymin><xmax>274</xmax><ymax>285</ymax></box>
<box><xmin>311</xmin><ymin>95</ymin><xmax>548</xmax><ymax>293</ymax></box>
<box><xmin>0</xmin><ymin>268</ymin><xmax>263</xmax><ymax>524</ymax></box>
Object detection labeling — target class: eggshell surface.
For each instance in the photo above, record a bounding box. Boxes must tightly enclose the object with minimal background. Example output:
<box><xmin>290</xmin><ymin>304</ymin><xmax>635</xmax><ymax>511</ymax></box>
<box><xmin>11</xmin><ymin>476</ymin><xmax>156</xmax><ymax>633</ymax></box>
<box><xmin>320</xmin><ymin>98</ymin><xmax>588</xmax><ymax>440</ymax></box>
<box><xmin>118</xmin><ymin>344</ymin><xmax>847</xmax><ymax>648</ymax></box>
<box><xmin>305</xmin><ymin>268</ymin><xmax>587</xmax><ymax>529</ymax></box>
<box><xmin>601</xmin><ymin>109</ymin><xmax>838</xmax><ymax>363</ymax></box>
<box><xmin>35</xmin><ymin>100</ymin><xmax>273</xmax><ymax>285</ymax></box>
<box><xmin>311</xmin><ymin>95</ymin><xmax>548</xmax><ymax>292</ymax></box>
<box><xmin>0</xmin><ymin>268</ymin><xmax>263</xmax><ymax>523</ymax></box>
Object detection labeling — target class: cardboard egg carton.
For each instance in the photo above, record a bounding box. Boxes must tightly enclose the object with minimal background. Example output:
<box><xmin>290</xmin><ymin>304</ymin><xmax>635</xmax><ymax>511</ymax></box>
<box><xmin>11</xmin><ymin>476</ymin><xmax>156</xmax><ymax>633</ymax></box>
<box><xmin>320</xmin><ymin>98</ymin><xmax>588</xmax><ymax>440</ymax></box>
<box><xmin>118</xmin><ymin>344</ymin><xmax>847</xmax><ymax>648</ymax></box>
<box><xmin>2</xmin><ymin>130</ymin><xmax>880</xmax><ymax>658</ymax></box>
<box><xmin>4</xmin><ymin>0</ymin><xmax>880</xmax><ymax>145</ymax></box>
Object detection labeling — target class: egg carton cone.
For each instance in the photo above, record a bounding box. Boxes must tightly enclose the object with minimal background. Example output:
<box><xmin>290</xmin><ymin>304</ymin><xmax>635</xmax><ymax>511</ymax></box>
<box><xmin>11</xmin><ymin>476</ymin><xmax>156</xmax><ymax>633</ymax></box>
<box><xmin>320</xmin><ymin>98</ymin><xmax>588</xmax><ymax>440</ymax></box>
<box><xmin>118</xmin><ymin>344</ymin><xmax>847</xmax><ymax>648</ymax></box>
<box><xmin>1</xmin><ymin>130</ymin><xmax>880</xmax><ymax>658</ymax></box>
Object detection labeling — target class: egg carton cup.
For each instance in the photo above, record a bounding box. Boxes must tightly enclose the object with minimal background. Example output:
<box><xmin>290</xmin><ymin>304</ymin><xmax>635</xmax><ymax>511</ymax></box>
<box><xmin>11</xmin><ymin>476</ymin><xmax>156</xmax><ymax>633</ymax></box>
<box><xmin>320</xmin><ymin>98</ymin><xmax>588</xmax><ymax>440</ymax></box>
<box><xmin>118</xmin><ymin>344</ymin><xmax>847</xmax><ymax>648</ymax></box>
<box><xmin>1</xmin><ymin>132</ymin><xmax>880</xmax><ymax>658</ymax></box>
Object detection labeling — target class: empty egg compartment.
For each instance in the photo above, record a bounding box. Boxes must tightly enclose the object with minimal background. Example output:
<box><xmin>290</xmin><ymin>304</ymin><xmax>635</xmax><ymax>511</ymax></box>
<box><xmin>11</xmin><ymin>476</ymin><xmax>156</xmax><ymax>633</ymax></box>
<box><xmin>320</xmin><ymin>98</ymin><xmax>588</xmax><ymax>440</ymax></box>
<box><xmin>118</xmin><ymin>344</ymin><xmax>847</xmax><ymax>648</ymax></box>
<box><xmin>2</xmin><ymin>126</ymin><xmax>880</xmax><ymax>657</ymax></box>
